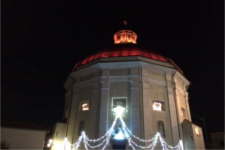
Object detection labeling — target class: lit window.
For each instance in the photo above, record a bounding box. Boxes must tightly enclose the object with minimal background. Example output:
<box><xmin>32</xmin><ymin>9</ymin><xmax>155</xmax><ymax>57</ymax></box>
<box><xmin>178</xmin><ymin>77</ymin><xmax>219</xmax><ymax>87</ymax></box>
<box><xmin>153</xmin><ymin>102</ymin><xmax>162</xmax><ymax>111</ymax></box>
<box><xmin>195</xmin><ymin>127</ymin><xmax>200</xmax><ymax>136</ymax></box>
<box><xmin>81</xmin><ymin>102</ymin><xmax>89</xmax><ymax>111</ymax></box>
<box><xmin>153</xmin><ymin>101</ymin><xmax>165</xmax><ymax>111</ymax></box>
<box><xmin>181</xmin><ymin>107</ymin><xmax>186</xmax><ymax>117</ymax></box>
<box><xmin>113</xmin><ymin>98</ymin><xmax>126</xmax><ymax>108</ymax></box>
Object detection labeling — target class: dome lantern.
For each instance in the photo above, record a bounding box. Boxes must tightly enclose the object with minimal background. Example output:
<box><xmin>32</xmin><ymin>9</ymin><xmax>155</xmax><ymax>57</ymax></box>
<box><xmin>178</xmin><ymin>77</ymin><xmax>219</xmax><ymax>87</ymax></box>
<box><xmin>113</xmin><ymin>21</ymin><xmax>137</xmax><ymax>44</ymax></box>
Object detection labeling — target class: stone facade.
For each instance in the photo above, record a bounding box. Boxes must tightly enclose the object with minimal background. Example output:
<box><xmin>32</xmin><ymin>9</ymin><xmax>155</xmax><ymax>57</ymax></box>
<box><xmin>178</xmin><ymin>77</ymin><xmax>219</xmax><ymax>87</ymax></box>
<box><xmin>51</xmin><ymin>29</ymin><xmax>205</xmax><ymax>150</ymax></box>
<box><xmin>58</xmin><ymin>56</ymin><xmax>199</xmax><ymax>149</ymax></box>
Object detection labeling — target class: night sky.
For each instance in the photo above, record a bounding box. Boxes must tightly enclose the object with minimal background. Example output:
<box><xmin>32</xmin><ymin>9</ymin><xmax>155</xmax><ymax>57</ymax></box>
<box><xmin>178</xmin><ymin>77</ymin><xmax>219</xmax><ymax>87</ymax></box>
<box><xmin>2</xmin><ymin>0</ymin><xmax>224</xmax><ymax>142</ymax></box>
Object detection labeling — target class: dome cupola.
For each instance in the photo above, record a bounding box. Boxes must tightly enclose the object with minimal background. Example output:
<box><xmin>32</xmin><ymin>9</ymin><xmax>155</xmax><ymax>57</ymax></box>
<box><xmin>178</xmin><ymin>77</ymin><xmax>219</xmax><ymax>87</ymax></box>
<box><xmin>113</xmin><ymin>21</ymin><xmax>137</xmax><ymax>44</ymax></box>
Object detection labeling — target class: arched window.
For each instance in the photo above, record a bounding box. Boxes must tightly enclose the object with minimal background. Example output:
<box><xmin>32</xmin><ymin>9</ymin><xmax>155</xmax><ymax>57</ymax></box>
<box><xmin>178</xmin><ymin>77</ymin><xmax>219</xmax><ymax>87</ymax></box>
<box><xmin>78</xmin><ymin>121</ymin><xmax>84</xmax><ymax>136</ymax></box>
<box><xmin>158</xmin><ymin>121</ymin><xmax>165</xmax><ymax>138</ymax></box>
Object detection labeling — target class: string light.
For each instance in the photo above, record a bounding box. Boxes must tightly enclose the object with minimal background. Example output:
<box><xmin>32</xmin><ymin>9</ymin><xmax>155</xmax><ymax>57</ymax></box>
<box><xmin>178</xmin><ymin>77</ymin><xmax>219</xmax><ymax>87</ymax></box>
<box><xmin>82</xmin><ymin>133</ymin><xmax>88</xmax><ymax>150</ymax></box>
<box><xmin>120</xmin><ymin>117</ymin><xmax>159</xmax><ymax>150</ymax></box>
<box><xmin>70</xmin><ymin>106</ymin><xmax>184</xmax><ymax>150</ymax></box>
<box><xmin>120</xmin><ymin>117</ymin><xmax>156</xmax><ymax>143</ymax></box>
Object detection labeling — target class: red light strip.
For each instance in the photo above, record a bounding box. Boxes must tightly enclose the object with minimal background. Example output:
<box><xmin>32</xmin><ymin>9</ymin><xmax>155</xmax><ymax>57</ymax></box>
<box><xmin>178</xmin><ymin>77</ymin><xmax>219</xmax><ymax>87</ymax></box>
<box><xmin>72</xmin><ymin>49</ymin><xmax>183</xmax><ymax>74</ymax></box>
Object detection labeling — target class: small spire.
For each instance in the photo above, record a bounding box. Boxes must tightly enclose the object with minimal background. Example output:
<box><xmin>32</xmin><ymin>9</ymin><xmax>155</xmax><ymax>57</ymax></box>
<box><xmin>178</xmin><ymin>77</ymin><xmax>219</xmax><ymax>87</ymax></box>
<box><xmin>123</xmin><ymin>20</ymin><xmax>128</xmax><ymax>27</ymax></box>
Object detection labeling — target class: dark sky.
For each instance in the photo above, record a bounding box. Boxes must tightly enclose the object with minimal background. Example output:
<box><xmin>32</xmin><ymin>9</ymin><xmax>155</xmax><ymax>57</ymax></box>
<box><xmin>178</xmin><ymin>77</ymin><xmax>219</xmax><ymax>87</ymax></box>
<box><xmin>2</xmin><ymin>0</ymin><xmax>224</xmax><ymax>141</ymax></box>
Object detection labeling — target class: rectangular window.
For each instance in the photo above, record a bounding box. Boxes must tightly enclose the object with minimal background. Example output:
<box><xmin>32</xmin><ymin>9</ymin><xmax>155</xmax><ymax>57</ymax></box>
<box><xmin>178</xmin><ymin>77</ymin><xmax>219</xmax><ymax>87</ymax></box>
<box><xmin>112</xmin><ymin>98</ymin><xmax>126</xmax><ymax>108</ymax></box>
<box><xmin>81</xmin><ymin>102</ymin><xmax>89</xmax><ymax>111</ymax></box>
<box><xmin>181</xmin><ymin>107</ymin><xmax>186</xmax><ymax>117</ymax></box>
<box><xmin>152</xmin><ymin>101</ymin><xmax>165</xmax><ymax>111</ymax></box>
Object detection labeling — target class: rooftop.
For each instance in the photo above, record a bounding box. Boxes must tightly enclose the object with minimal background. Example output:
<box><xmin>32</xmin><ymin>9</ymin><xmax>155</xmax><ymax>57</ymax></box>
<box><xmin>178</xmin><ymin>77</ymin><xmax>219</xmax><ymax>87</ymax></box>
<box><xmin>72</xmin><ymin>27</ymin><xmax>183</xmax><ymax>74</ymax></box>
<box><xmin>1</xmin><ymin>121</ymin><xmax>49</xmax><ymax>132</ymax></box>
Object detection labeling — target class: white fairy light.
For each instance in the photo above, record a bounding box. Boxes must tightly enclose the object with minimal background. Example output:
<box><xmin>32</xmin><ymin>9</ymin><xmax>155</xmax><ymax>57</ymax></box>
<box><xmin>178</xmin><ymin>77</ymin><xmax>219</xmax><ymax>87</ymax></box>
<box><xmin>179</xmin><ymin>140</ymin><xmax>184</xmax><ymax>150</ymax></box>
<box><xmin>120</xmin><ymin>117</ymin><xmax>155</xmax><ymax>143</ymax></box>
<box><xmin>100</xmin><ymin>134</ymin><xmax>112</xmax><ymax>150</ymax></box>
<box><xmin>82</xmin><ymin>132</ymin><xmax>88</xmax><ymax>150</ymax></box>
<box><xmin>71</xmin><ymin>106</ymin><xmax>183</xmax><ymax>150</ymax></box>
<box><xmin>158</xmin><ymin>134</ymin><xmax>183</xmax><ymax>150</ymax></box>
<box><xmin>63</xmin><ymin>137</ymin><xmax>70</xmax><ymax>150</ymax></box>
<box><xmin>83</xmin><ymin>130</ymin><xmax>110</xmax><ymax>142</ymax></box>
<box><xmin>84</xmin><ymin>135</ymin><xmax>108</xmax><ymax>148</ymax></box>
<box><xmin>120</xmin><ymin>116</ymin><xmax>159</xmax><ymax>149</ymax></box>
<box><xmin>71</xmin><ymin>134</ymin><xmax>83</xmax><ymax>150</ymax></box>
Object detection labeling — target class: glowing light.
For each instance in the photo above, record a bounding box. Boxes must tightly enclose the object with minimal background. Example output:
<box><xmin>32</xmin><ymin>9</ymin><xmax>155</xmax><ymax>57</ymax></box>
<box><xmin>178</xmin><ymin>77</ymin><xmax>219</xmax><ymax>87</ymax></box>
<box><xmin>49</xmin><ymin>139</ymin><xmax>53</xmax><ymax>143</ymax></box>
<box><xmin>153</xmin><ymin>102</ymin><xmax>162</xmax><ymax>111</ymax></box>
<box><xmin>195</xmin><ymin>127</ymin><xmax>200</xmax><ymax>136</ymax></box>
<box><xmin>47</xmin><ymin>139</ymin><xmax>53</xmax><ymax>148</ymax></box>
<box><xmin>47</xmin><ymin>143</ymin><xmax>51</xmax><ymax>147</ymax></box>
<box><xmin>180</xmin><ymin>140</ymin><xmax>184</xmax><ymax>150</ymax></box>
<box><xmin>72</xmin><ymin>49</ymin><xmax>184</xmax><ymax>73</ymax></box>
<box><xmin>82</xmin><ymin>103</ymin><xmax>89</xmax><ymax>111</ymax></box>
<box><xmin>113</xmin><ymin>129</ymin><xmax>125</xmax><ymax>140</ymax></box>
<box><xmin>112</xmin><ymin>106</ymin><xmax>125</xmax><ymax>117</ymax></box>
<box><xmin>71</xmin><ymin>107</ymin><xmax>184</xmax><ymax>150</ymax></box>
<box><xmin>113</xmin><ymin>30</ymin><xmax>137</xmax><ymax>44</ymax></box>
<box><xmin>64</xmin><ymin>137</ymin><xmax>69</xmax><ymax>150</ymax></box>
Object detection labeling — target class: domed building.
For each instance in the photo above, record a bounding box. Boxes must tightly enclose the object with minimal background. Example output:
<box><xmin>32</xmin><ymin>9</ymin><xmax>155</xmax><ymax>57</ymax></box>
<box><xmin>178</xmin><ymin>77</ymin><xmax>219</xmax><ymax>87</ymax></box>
<box><xmin>50</xmin><ymin>27</ymin><xmax>205</xmax><ymax>150</ymax></box>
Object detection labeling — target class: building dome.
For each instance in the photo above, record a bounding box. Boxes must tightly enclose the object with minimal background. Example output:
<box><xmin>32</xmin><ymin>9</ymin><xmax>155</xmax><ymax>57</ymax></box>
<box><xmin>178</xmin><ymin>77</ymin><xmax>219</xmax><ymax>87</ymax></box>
<box><xmin>72</xmin><ymin>29</ymin><xmax>183</xmax><ymax>74</ymax></box>
<box><xmin>52</xmin><ymin>25</ymin><xmax>205</xmax><ymax>150</ymax></box>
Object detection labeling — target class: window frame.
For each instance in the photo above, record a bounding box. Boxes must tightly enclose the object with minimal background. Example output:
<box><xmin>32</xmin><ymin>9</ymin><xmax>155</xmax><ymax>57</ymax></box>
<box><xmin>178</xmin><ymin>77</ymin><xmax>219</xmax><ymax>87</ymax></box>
<box><xmin>152</xmin><ymin>100</ymin><xmax>165</xmax><ymax>111</ymax></box>
<box><xmin>112</xmin><ymin>97</ymin><xmax>127</xmax><ymax>109</ymax></box>
<box><xmin>79</xmin><ymin>101</ymin><xmax>90</xmax><ymax>111</ymax></box>
<box><xmin>158</xmin><ymin>121</ymin><xmax>165</xmax><ymax>138</ymax></box>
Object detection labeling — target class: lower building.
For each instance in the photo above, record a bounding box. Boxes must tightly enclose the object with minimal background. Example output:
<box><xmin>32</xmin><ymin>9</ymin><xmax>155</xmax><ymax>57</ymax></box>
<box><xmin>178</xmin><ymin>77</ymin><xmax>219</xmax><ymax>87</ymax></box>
<box><xmin>1</xmin><ymin>121</ymin><xmax>49</xmax><ymax>149</ymax></box>
<box><xmin>211</xmin><ymin>132</ymin><xmax>224</xmax><ymax>149</ymax></box>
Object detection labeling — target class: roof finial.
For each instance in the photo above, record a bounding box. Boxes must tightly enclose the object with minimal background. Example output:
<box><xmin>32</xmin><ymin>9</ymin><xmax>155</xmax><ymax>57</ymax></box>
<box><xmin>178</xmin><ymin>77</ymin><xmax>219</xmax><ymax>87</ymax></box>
<box><xmin>123</xmin><ymin>20</ymin><xmax>128</xmax><ymax>27</ymax></box>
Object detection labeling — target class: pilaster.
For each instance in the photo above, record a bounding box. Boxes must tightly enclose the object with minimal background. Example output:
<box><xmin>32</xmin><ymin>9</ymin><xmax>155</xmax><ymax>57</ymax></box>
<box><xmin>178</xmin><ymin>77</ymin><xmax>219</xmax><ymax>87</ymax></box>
<box><xmin>167</xmin><ymin>84</ymin><xmax>180</xmax><ymax>145</ymax></box>
<box><xmin>88</xmin><ymin>80</ymin><xmax>100</xmax><ymax>139</ymax></box>
<box><xmin>98</xmin><ymin>70</ymin><xmax>110</xmax><ymax>137</ymax></box>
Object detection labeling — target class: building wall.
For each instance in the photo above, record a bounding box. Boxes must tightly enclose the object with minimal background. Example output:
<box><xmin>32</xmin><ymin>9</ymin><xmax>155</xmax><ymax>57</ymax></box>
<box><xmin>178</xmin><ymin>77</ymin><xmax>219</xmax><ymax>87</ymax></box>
<box><xmin>64</xmin><ymin>60</ymin><xmax>192</xmax><ymax>149</ymax></box>
<box><xmin>182</xmin><ymin>123</ymin><xmax>205</xmax><ymax>150</ymax></box>
<box><xmin>142</xmin><ymin>66</ymin><xmax>179</xmax><ymax>146</ymax></box>
<box><xmin>192</xmin><ymin>124</ymin><xmax>205</xmax><ymax>149</ymax></box>
<box><xmin>51</xmin><ymin>123</ymin><xmax>66</xmax><ymax>150</ymax></box>
<box><xmin>182</xmin><ymin>123</ymin><xmax>196</xmax><ymax>149</ymax></box>
<box><xmin>108</xmin><ymin>82</ymin><xmax>130</xmax><ymax>130</ymax></box>
<box><xmin>174</xmin><ymin>77</ymin><xmax>191</xmax><ymax>123</ymax></box>
<box><xmin>1</xmin><ymin>127</ymin><xmax>46</xmax><ymax>149</ymax></box>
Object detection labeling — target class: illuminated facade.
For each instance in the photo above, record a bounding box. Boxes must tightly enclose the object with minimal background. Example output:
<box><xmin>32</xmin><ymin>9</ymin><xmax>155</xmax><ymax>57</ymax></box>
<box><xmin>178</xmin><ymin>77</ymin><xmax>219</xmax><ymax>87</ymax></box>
<box><xmin>51</xmin><ymin>28</ymin><xmax>205</xmax><ymax>150</ymax></box>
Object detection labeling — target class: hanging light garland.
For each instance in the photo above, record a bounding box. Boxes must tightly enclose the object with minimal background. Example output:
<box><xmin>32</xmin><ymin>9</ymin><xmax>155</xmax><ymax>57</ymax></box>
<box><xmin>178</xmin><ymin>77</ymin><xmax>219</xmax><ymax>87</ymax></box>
<box><xmin>71</xmin><ymin>106</ymin><xmax>184</xmax><ymax>150</ymax></box>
